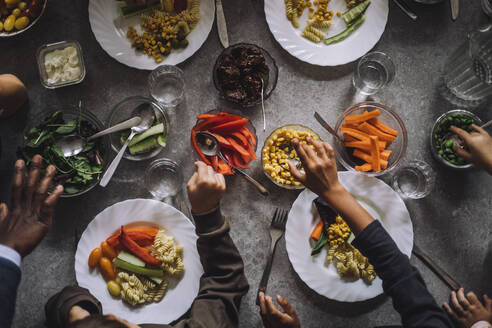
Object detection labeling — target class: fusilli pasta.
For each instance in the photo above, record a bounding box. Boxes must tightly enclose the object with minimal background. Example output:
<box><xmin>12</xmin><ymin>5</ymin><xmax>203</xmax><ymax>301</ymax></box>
<box><xmin>152</xmin><ymin>229</ymin><xmax>185</xmax><ymax>276</ymax></box>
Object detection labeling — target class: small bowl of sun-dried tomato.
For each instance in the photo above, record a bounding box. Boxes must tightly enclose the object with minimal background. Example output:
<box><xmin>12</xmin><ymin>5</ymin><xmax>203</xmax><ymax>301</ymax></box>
<box><xmin>213</xmin><ymin>43</ymin><xmax>278</xmax><ymax>108</ymax></box>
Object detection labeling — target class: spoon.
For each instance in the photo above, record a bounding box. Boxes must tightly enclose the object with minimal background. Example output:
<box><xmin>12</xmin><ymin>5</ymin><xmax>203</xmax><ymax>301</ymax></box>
<box><xmin>56</xmin><ymin>116</ymin><xmax>142</xmax><ymax>158</ymax></box>
<box><xmin>260</xmin><ymin>78</ymin><xmax>266</xmax><ymax>132</ymax></box>
<box><xmin>99</xmin><ymin>104</ymin><xmax>155</xmax><ymax>187</ymax></box>
<box><xmin>314</xmin><ymin>112</ymin><xmax>344</xmax><ymax>144</ymax></box>
<box><xmin>195</xmin><ymin>131</ymin><xmax>269</xmax><ymax>196</ymax></box>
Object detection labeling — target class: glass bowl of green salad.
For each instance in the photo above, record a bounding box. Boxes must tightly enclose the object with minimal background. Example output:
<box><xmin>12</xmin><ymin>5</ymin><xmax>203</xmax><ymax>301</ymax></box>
<box><xmin>19</xmin><ymin>106</ymin><xmax>110</xmax><ymax>197</ymax></box>
<box><xmin>108</xmin><ymin>96</ymin><xmax>170</xmax><ymax>161</ymax></box>
<box><xmin>430</xmin><ymin>109</ymin><xmax>483</xmax><ymax>170</ymax></box>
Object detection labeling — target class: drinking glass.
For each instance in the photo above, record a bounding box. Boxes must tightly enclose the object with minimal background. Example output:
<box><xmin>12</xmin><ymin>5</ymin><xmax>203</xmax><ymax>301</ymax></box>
<box><xmin>390</xmin><ymin>160</ymin><xmax>436</xmax><ymax>199</ymax></box>
<box><xmin>148</xmin><ymin>65</ymin><xmax>185</xmax><ymax>107</ymax></box>
<box><xmin>352</xmin><ymin>52</ymin><xmax>396</xmax><ymax>95</ymax></box>
<box><xmin>482</xmin><ymin>0</ymin><xmax>492</xmax><ymax>18</ymax></box>
<box><xmin>145</xmin><ymin>158</ymin><xmax>183</xmax><ymax>200</ymax></box>
<box><xmin>441</xmin><ymin>24</ymin><xmax>492</xmax><ymax>107</ymax></box>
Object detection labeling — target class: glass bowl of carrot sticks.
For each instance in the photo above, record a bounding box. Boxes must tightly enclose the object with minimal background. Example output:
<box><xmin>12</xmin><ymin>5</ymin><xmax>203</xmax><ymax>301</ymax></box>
<box><xmin>334</xmin><ymin>102</ymin><xmax>408</xmax><ymax>177</ymax></box>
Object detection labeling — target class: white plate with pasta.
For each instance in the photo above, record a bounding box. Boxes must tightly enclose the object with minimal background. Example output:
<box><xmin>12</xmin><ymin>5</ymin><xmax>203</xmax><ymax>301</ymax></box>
<box><xmin>285</xmin><ymin>171</ymin><xmax>413</xmax><ymax>302</ymax></box>
<box><xmin>264</xmin><ymin>0</ymin><xmax>388</xmax><ymax>66</ymax></box>
<box><xmin>75</xmin><ymin>199</ymin><xmax>203</xmax><ymax>324</ymax></box>
<box><xmin>88</xmin><ymin>0</ymin><xmax>214</xmax><ymax>70</ymax></box>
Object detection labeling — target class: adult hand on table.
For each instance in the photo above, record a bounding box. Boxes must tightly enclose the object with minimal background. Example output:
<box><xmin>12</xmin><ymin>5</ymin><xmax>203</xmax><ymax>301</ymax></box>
<box><xmin>443</xmin><ymin>288</ymin><xmax>492</xmax><ymax>328</ymax></box>
<box><xmin>0</xmin><ymin>155</ymin><xmax>63</xmax><ymax>257</ymax></box>
<box><xmin>450</xmin><ymin>124</ymin><xmax>492</xmax><ymax>175</ymax></box>
<box><xmin>187</xmin><ymin>161</ymin><xmax>226</xmax><ymax>215</ymax></box>
<box><xmin>258</xmin><ymin>292</ymin><xmax>301</xmax><ymax>328</ymax></box>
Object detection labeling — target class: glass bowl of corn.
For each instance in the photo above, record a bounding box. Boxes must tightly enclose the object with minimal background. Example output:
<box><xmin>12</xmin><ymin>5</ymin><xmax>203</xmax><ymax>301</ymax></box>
<box><xmin>261</xmin><ymin>124</ymin><xmax>321</xmax><ymax>190</ymax></box>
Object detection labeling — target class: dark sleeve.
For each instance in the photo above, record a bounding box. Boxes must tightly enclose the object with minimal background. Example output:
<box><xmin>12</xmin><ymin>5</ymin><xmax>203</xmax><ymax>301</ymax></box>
<box><xmin>352</xmin><ymin>221</ymin><xmax>452</xmax><ymax>328</ymax></box>
<box><xmin>44</xmin><ymin>286</ymin><xmax>102</xmax><ymax>328</ymax></box>
<box><xmin>171</xmin><ymin>207</ymin><xmax>249</xmax><ymax>328</ymax></box>
<box><xmin>0</xmin><ymin>257</ymin><xmax>21</xmax><ymax>328</ymax></box>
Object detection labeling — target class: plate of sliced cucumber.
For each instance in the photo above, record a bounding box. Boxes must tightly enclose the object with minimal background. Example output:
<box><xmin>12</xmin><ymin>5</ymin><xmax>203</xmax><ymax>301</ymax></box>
<box><xmin>75</xmin><ymin>199</ymin><xmax>203</xmax><ymax>324</ymax></box>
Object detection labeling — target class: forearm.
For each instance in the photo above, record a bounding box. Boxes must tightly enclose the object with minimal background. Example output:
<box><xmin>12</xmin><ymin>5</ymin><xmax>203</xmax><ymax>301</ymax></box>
<box><xmin>0</xmin><ymin>257</ymin><xmax>21</xmax><ymax>327</ymax></box>
<box><xmin>353</xmin><ymin>221</ymin><xmax>452</xmax><ymax>327</ymax></box>
<box><xmin>321</xmin><ymin>184</ymin><xmax>374</xmax><ymax>235</ymax></box>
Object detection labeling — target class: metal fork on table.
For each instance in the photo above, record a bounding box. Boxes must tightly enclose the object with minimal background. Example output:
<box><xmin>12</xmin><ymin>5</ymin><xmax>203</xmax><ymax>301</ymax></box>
<box><xmin>256</xmin><ymin>208</ymin><xmax>288</xmax><ymax>305</ymax></box>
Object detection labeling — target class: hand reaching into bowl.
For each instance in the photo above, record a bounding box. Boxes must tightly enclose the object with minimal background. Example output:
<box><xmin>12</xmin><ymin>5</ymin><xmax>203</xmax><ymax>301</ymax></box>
<box><xmin>288</xmin><ymin>138</ymin><xmax>374</xmax><ymax>235</ymax></box>
<box><xmin>450</xmin><ymin>124</ymin><xmax>492</xmax><ymax>175</ymax></box>
<box><xmin>0</xmin><ymin>155</ymin><xmax>63</xmax><ymax>257</ymax></box>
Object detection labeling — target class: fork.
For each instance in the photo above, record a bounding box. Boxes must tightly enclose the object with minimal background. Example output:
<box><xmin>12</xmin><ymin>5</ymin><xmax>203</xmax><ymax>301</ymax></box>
<box><xmin>256</xmin><ymin>208</ymin><xmax>288</xmax><ymax>305</ymax></box>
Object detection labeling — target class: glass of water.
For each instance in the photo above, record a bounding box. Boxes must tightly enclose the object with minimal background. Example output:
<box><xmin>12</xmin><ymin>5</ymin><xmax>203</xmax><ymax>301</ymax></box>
<box><xmin>482</xmin><ymin>0</ymin><xmax>492</xmax><ymax>18</ymax></box>
<box><xmin>353</xmin><ymin>51</ymin><xmax>396</xmax><ymax>95</ymax></box>
<box><xmin>391</xmin><ymin>160</ymin><xmax>436</xmax><ymax>199</ymax></box>
<box><xmin>148</xmin><ymin>65</ymin><xmax>185</xmax><ymax>107</ymax></box>
<box><xmin>145</xmin><ymin>158</ymin><xmax>183</xmax><ymax>200</ymax></box>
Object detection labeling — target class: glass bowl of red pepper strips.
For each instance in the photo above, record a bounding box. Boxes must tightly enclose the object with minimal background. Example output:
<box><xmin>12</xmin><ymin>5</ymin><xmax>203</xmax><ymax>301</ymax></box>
<box><xmin>333</xmin><ymin>102</ymin><xmax>408</xmax><ymax>177</ymax></box>
<box><xmin>191</xmin><ymin>110</ymin><xmax>258</xmax><ymax>175</ymax></box>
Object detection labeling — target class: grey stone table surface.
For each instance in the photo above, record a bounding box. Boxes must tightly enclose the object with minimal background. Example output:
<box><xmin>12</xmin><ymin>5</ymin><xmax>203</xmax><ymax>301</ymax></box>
<box><xmin>1</xmin><ymin>0</ymin><xmax>492</xmax><ymax>327</ymax></box>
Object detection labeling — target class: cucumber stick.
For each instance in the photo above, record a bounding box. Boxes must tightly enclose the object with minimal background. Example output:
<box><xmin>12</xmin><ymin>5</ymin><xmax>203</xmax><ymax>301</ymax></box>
<box><xmin>117</xmin><ymin>251</ymin><xmax>145</xmax><ymax>267</ymax></box>
<box><xmin>342</xmin><ymin>0</ymin><xmax>370</xmax><ymax>25</ymax></box>
<box><xmin>113</xmin><ymin>257</ymin><xmax>164</xmax><ymax>278</ymax></box>
<box><xmin>129</xmin><ymin>123</ymin><xmax>164</xmax><ymax>147</ymax></box>
<box><xmin>129</xmin><ymin>135</ymin><xmax>166</xmax><ymax>155</ymax></box>
<box><xmin>324</xmin><ymin>15</ymin><xmax>366</xmax><ymax>45</ymax></box>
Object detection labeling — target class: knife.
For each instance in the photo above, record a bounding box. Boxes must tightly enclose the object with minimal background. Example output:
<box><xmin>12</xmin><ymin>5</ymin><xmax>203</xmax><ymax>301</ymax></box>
<box><xmin>392</xmin><ymin>0</ymin><xmax>418</xmax><ymax>21</ymax></box>
<box><xmin>450</xmin><ymin>0</ymin><xmax>459</xmax><ymax>21</ymax></box>
<box><xmin>314</xmin><ymin>112</ymin><xmax>344</xmax><ymax>144</ymax></box>
<box><xmin>216</xmin><ymin>0</ymin><xmax>229</xmax><ymax>48</ymax></box>
<box><xmin>412</xmin><ymin>244</ymin><xmax>461</xmax><ymax>291</ymax></box>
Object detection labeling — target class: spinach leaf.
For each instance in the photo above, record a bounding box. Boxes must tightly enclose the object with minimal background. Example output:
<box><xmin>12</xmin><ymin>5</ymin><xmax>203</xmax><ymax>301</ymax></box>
<box><xmin>311</xmin><ymin>231</ymin><xmax>330</xmax><ymax>256</ymax></box>
<box><xmin>55</xmin><ymin>120</ymin><xmax>77</xmax><ymax>134</ymax></box>
<box><xmin>26</xmin><ymin>130</ymin><xmax>53</xmax><ymax>148</ymax></box>
<box><xmin>64</xmin><ymin>186</ymin><xmax>81</xmax><ymax>194</ymax></box>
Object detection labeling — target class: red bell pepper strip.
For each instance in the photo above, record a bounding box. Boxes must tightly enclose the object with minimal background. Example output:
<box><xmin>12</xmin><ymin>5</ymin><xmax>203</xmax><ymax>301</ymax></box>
<box><xmin>212</xmin><ymin>133</ymin><xmax>232</xmax><ymax>148</ymax></box>
<box><xmin>227</xmin><ymin>137</ymin><xmax>250</xmax><ymax>159</ymax></box>
<box><xmin>210</xmin><ymin>118</ymin><xmax>249</xmax><ymax>133</ymax></box>
<box><xmin>246</xmin><ymin>142</ymin><xmax>257</xmax><ymax>161</ymax></box>
<box><xmin>239</xmin><ymin>126</ymin><xmax>256</xmax><ymax>147</ymax></box>
<box><xmin>191</xmin><ymin>129</ymin><xmax>211</xmax><ymax>165</ymax></box>
<box><xmin>217</xmin><ymin>158</ymin><xmax>233</xmax><ymax>175</ymax></box>
<box><xmin>222</xmin><ymin>149</ymin><xmax>235</xmax><ymax>165</ymax></box>
<box><xmin>195</xmin><ymin>114</ymin><xmax>242</xmax><ymax>131</ymax></box>
<box><xmin>107</xmin><ymin>231</ymin><xmax>155</xmax><ymax>250</ymax></box>
<box><xmin>119</xmin><ymin>226</ymin><xmax>161</xmax><ymax>267</ymax></box>
<box><xmin>196</xmin><ymin>113</ymin><xmax>218</xmax><ymax>120</ymax></box>
<box><xmin>211</xmin><ymin>156</ymin><xmax>219</xmax><ymax>172</ymax></box>
<box><xmin>232</xmin><ymin>152</ymin><xmax>250</xmax><ymax>169</ymax></box>
<box><xmin>230</xmin><ymin>132</ymin><xmax>249</xmax><ymax>147</ymax></box>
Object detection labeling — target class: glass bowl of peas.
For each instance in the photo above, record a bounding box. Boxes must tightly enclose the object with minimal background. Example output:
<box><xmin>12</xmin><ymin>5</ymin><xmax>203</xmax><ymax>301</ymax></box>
<box><xmin>430</xmin><ymin>109</ymin><xmax>483</xmax><ymax>170</ymax></box>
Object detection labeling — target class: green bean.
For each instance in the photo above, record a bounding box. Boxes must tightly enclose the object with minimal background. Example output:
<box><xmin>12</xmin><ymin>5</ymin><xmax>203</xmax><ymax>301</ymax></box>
<box><xmin>324</xmin><ymin>15</ymin><xmax>365</xmax><ymax>45</ymax></box>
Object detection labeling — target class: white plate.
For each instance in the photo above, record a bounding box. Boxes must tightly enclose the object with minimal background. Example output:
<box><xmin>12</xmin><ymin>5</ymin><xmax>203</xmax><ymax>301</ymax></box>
<box><xmin>285</xmin><ymin>171</ymin><xmax>413</xmax><ymax>302</ymax></box>
<box><xmin>88</xmin><ymin>0</ymin><xmax>215</xmax><ymax>70</ymax></box>
<box><xmin>264</xmin><ymin>0</ymin><xmax>389</xmax><ymax>66</ymax></box>
<box><xmin>75</xmin><ymin>199</ymin><xmax>203</xmax><ymax>324</ymax></box>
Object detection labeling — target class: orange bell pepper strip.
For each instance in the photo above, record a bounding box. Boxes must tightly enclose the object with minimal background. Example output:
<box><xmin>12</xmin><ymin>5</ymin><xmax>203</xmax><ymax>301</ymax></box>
<box><xmin>196</xmin><ymin>113</ymin><xmax>218</xmax><ymax>120</ymax></box>
<box><xmin>353</xmin><ymin>149</ymin><xmax>388</xmax><ymax>169</ymax></box>
<box><xmin>230</xmin><ymin>131</ymin><xmax>249</xmax><ymax>147</ymax></box>
<box><xmin>227</xmin><ymin>137</ymin><xmax>250</xmax><ymax>159</ymax></box>
<box><xmin>217</xmin><ymin>158</ymin><xmax>233</xmax><ymax>175</ymax></box>
<box><xmin>232</xmin><ymin>152</ymin><xmax>250</xmax><ymax>169</ymax></box>
<box><xmin>340</xmin><ymin>127</ymin><xmax>371</xmax><ymax>141</ymax></box>
<box><xmin>355</xmin><ymin>163</ymin><xmax>372</xmax><ymax>172</ymax></box>
<box><xmin>368</xmin><ymin>118</ymin><xmax>398</xmax><ymax>136</ymax></box>
<box><xmin>107</xmin><ymin>231</ymin><xmax>155</xmax><ymax>250</ymax></box>
<box><xmin>211</xmin><ymin>155</ymin><xmax>220</xmax><ymax>172</ymax></box>
<box><xmin>191</xmin><ymin>129</ymin><xmax>211</xmax><ymax>165</ymax></box>
<box><xmin>212</xmin><ymin>133</ymin><xmax>232</xmax><ymax>148</ymax></box>
<box><xmin>119</xmin><ymin>226</ymin><xmax>161</xmax><ymax>267</ymax></box>
<box><xmin>239</xmin><ymin>126</ymin><xmax>256</xmax><ymax>147</ymax></box>
<box><xmin>310</xmin><ymin>220</ymin><xmax>324</xmax><ymax>241</ymax></box>
<box><xmin>357</xmin><ymin>122</ymin><xmax>397</xmax><ymax>143</ymax></box>
<box><xmin>369</xmin><ymin>136</ymin><xmax>381</xmax><ymax>172</ymax></box>
<box><xmin>210</xmin><ymin>118</ymin><xmax>249</xmax><ymax>133</ymax></box>
<box><xmin>344</xmin><ymin>109</ymin><xmax>381</xmax><ymax>125</ymax></box>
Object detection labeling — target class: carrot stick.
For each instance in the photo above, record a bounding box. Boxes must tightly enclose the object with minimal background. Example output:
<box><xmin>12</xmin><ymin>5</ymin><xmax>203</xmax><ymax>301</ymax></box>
<box><xmin>353</xmin><ymin>149</ymin><xmax>388</xmax><ymax>169</ymax></box>
<box><xmin>340</xmin><ymin>127</ymin><xmax>371</xmax><ymax>141</ymax></box>
<box><xmin>357</xmin><ymin>122</ymin><xmax>397</xmax><ymax>143</ymax></box>
<box><xmin>344</xmin><ymin>109</ymin><xmax>381</xmax><ymax>124</ymax></box>
<box><xmin>344</xmin><ymin>140</ymin><xmax>386</xmax><ymax>151</ymax></box>
<box><xmin>343</xmin><ymin>134</ymin><xmax>358</xmax><ymax>142</ymax></box>
<box><xmin>342</xmin><ymin>123</ymin><xmax>360</xmax><ymax>130</ymax></box>
<box><xmin>369</xmin><ymin>136</ymin><xmax>381</xmax><ymax>172</ymax></box>
<box><xmin>355</xmin><ymin>163</ymin><xmax>372</xmax><ymax>172</ymax></box>
<box><xmin>368</xmin><ymin>118</ymin><xmax>398</xmax><ymax>136</ymax></box>
<box><xmin>380</xmin><ymin>149</ymin><xmax>392</xmax><ymax>161</ymax></box>
<box><xmin>310</xmin><ymin>220</ymin><xmax>324</xmax><ymax>241</ymax></box>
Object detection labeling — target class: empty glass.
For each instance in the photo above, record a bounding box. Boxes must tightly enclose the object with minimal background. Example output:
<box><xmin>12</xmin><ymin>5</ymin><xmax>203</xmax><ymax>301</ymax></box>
<box><xmin>441</xmin><ymin>24</ymin><xmax>492</xmax><ymax>107</ymax></box>
<box><xmin>145</xmin><ymin>158</ymin><xmax>183</xmax><ymax>200</ymax></box>
<box><xmin>352</xmin><ymin>52</ymin><xmax>396</xmax><ymax>95</ymax></box>
<box><xmin>483</xmin><ymin>0</ymin><xmax>492</xmax><ymax>18</ymax></box>
<box><xmin>391</xmin><ymin>160</ymin><xmax>436</xmax><ymax>199</ymax></box>
<box><xmin>148</xmin><ymin>65</ymin><xmax>185</xmax><ymax>107</ymax></box>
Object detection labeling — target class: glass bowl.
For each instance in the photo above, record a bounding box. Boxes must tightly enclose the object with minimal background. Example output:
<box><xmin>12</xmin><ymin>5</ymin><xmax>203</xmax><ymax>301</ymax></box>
<box><xmin>334</xmin><ymin>102</ymin><xmax>408</xmax><ymax>177</ymax></box>
<box><xmin>261</xmin><ymin>124</ymin><xmax>321</xmax><ymax>190</ymax></box>
<box><xmin>36</xmin><ymin>40</ymin><xmax>86</xmax><ymax>89</ymax></box>
<box><xmin>213</xmin><ymin>43</ymin><xmax>279</xmax><ymax>108</ymax></box>
<box><xmin>108</xmin><ymin>96</ymin><xmax>170</xmax><ymax>161</ymax></box>
<box><xmin>430</xmin><ymin>109</ymin><xmax>482</xmax><ymax>170</ymax></box>
<box><xmin>22</xmin><ymin>106</ymin><xmax>110</xmax><ymax>198</ymax></box>
<box><xmin>0</xmin><ymin>0</ymin><xmax>47</xmax><ymax>38</ymax></box>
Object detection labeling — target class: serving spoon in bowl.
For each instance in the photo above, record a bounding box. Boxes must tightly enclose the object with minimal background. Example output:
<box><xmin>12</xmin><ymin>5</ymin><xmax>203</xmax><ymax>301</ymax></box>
<box><xmin>99</xmin><ymin>104</ymin><xmax>155</xmax><ymax>187</ymax></box>
<box><xmin>195</xmin><ymin>131</ymin><xmax>269</xmax><ymax>196</ymax></box>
